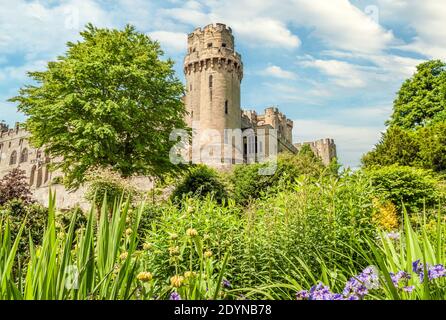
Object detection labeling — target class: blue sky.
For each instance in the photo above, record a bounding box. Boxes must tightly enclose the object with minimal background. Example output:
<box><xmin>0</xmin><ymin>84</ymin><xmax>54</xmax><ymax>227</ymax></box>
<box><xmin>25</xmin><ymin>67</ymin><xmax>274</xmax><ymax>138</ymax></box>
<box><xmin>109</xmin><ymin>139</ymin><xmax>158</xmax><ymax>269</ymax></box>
<box><xmin>1</xmin><ymin>0</ymin><xmax>445</xmax><ymax>168</ymax></box>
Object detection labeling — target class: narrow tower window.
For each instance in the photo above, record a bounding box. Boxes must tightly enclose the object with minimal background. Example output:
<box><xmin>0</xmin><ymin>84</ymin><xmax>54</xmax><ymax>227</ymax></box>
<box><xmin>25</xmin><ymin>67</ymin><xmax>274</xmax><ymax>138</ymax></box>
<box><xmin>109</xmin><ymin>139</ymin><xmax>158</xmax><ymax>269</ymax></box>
<box><xmin>225</xmin><ymin>100</ymin><xmax>228</xmax><ymax>114</ymax></box>
<box><xmin>222</xmin><ymin>43</ymin><xmax>227</xmax><ymax>48</ymax></box>
<box><xmin>209</xmin><ymin>75</ymin><xmax>213</xmax><ymax>88</ymax></box>
<box><xmin>9</xmin><ymin>150</ymin><xmax>17</xmax><ymax>165</ymax></box>
<box><xmin>207</xmin><ymin>43</ymin><xmax>212</xmax><ymax>48</ymax></box>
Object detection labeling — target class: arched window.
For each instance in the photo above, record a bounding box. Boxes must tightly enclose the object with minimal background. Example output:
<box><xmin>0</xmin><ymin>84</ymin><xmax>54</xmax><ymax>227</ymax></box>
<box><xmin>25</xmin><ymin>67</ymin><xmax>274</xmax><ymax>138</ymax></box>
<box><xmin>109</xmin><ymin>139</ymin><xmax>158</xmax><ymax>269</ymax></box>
<box><xmin>44</xmin><ymin>165</ymin><xmax>49</xmax><ymax>183</ymax></box>
<box><xmin>9</xmin><ymin>150</ymin><xmax>17</xmax><ymax>165</ymax></box>
<box><xmin>30</xmin><ymin>165</ymin><xmax>36</xmax><ymax>186</ymax></box>
<box><xmin>225</xmin><ymin>100</ymin><xmax>228</xmax><ymax>114</ymax></box>
<box><xmin>36</xmin><ymin>167</ymin><xmax>43</xmax><ymax>188</ymax></box>
<box><xmin>20</xmin><ymin>148</ymin><xmax>28</xmax><ymax>163</ymax></box>
<box><xmin>209</xmin><ymin>75</ymin><xmax>213</xmax><ymax>88</ymax></box>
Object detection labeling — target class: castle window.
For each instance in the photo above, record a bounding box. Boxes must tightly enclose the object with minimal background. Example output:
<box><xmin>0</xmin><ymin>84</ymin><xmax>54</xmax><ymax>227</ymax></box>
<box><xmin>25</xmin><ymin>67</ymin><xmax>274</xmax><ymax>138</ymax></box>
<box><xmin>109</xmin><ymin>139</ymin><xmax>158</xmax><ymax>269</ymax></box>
<box><xmin>222</xmin><ymin>43</ymin><xmax>227</xmax><ymax>48</ymax></box>
<box><xmin>190</xmin><ymin>84</ymin><xmax>192</xmax><ymax>91</ymax></box>
<box><xmin>207</xmin><ymin>43</ymin><xmax>212</xmax><ymax>48</ymax></box>
<box><xmin>30</xmin><ymin>165</ymin><xmax>36</xmax><ymax>186</ymax></box>
<box><xmin>209</xmin><ymin>75</ymin><xmax>213</xmax><ymax>88</ymax></box>
<box><xmin>20</xmin><ymin>148</ymin><xmax>28</xmax><ymax>163</ymax></box>
<box><xmin>36</xmin><ymin>167</ymin><xmax>43</xmax><ymax>188</ymax></box>
<box><xmin>9</xmin><ymin>150</ymin><xmax>17</xmax><ymax>165</ymax></box>
<box><xmin>225</xmin><ymin>100</ymin><xmax>228</xmax><ymax>114</ymax></box>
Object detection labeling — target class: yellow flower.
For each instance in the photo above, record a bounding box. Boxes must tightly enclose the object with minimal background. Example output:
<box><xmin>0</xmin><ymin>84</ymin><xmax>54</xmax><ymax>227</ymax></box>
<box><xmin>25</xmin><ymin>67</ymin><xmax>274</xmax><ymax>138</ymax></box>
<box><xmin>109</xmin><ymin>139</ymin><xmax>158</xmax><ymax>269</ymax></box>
<box><xmin>372</xmin><ymin>199</ymin><xmax>399</xmax><ymax>231</ymax></box>
<box><xmin>184</xmin><ymin>271</ymin><xmax>197</xmax><ymax>279</ymax></box>
<box><xmin>170</xmin><ymin>275</ymin><xmax>184</xmax><ymax>288</ymax></box>
<box><xmin>203</xmin><ymin>234</ymin><xmax>210</xmax><ymax>241</ymax></box>
<box><xmin>186</xmin><ymin>228</ymin><xmax>198</xmax><ymax>237</ymax></box>
<box><xmin>169</xmin><ymin>246</ymin><xmax>180</xmax><ymax>255</ymax></box>
<box><xmin>125</xmin><ymin>228</ymin><xmax>133</xmax><ymax>236</ymax></box>
<box><xmin>119</xmin><ymin>252</ymin><xmax>128</xmax><ymax>260</ymax></box>
<box><xmin>204</xmin><ymin>250</ymin><xmax>213</xmax><ymax>258</ymax></box>
<box><xmin>143</xmin><ymin>242</ymin><xmax>153</xmax><ymax>250</ymax></box>
<box><xmin>137</xmin><ymin>271</ymin><xmax>153</xmax><ymax>282</ymax></box>
<box><xmin>169</xmin><ymin>233</ymin><xmax>178</xmax><ymax>240</ymax></box>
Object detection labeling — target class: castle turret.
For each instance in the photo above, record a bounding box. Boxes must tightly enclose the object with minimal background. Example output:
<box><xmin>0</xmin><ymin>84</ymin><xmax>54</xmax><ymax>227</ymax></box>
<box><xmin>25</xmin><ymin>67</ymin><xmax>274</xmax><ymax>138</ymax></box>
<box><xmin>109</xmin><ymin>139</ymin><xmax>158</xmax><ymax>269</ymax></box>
<box><xmin>184</xmin><ymin>23</ymin><xmax>243</xmax><ymax>164</ymax></box>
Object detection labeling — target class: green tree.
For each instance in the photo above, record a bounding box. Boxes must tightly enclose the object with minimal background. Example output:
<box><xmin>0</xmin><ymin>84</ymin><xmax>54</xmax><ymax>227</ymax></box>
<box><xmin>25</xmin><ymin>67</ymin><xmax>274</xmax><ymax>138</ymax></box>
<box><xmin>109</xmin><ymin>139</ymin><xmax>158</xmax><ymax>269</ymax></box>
<box><xmin>362</xmin><ymin>126</ymin><xmax>420</xmax><ymax>168</ymax></box>
<box><xmin>387</xmin><ymin>60</ymin><xmax>446</xmax><ymax>129</ymax></box>
<box><xmin>417</xmin><ymin>121</ymin><xmax>446</xmax><ymax>172</ymax></box>
<box><xmin>171</xmin><ymin>165</ymin><xmax>228</xmax><ymax>204</ymax></box>
<box><xmin>10</xmin><ymin>24</ymin><xmax>189</xmax><ymax>188</ymax></box>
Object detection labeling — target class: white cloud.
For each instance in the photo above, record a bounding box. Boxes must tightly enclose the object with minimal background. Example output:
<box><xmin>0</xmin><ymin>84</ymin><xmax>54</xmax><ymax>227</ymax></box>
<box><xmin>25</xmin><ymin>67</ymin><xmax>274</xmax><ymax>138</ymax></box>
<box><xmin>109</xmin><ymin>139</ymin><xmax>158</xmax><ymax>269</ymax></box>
<box><xmin>148</xmin><ymin>31</ymin><xmax>187</xmax><ymax>53</ymax></box>
<box><xmin>261</xmin><ymin>65</ymin><xmax>297</xmax><ymax>80</ymax></box>
<box><xmin>0</xmin><ymin>0</ymin><xmax>113</xmax><ymax>60</ymax></box>
<box><xmin>169</xmin><ymin>0</ymin><xmax>393</xmax><ymax>53</ymax></box>
<box><xmin>377</xmin><ymin>0</ymin><xmax>446</xmax><ymax>59</ymax></box>
<box><xmin>299</xmin><ymin>58</ymin><xmax>368</xmax><ymax>88</ymax></box>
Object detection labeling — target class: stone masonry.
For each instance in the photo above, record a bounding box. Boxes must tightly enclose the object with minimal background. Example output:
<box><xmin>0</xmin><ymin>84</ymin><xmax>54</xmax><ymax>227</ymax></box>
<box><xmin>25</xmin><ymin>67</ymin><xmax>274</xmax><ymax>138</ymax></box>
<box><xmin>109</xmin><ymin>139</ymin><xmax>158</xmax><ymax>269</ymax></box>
<box><xmin>0</xmin><ymin>23</ymin><xmax>337</xmax><ymax>208</ymax></box>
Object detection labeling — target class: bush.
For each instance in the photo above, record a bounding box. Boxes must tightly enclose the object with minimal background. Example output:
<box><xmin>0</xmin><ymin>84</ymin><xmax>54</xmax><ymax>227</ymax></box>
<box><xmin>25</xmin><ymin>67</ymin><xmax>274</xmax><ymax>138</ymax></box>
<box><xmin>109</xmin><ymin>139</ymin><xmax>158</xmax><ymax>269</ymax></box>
<box><xmin>170</xmin><ymin>165</ymin><xmax>228</xmax><ymax>204</ymax></box>
<box><xmin>0</xmin><ymin>199</ymin><xmax>48</xmax><ymax>264</ymax></box>
<box><xmin>0</xmin><ymin>168</ymin><xmax>34</xmax><ymax>206</ymax></box>
<box><xmin>364</xmin><ymin>165</ymin><xmax>443</xmax><ymax>212</ymax></box>
<box><xmin>85</xmin><ymin>169</ymin><xmax>137</xmax><ymax>208</ymax></box>
<box><xmin>230</xmin><ymin>147</ymin><xmax>325</xmax><ymax>204</ymax></box>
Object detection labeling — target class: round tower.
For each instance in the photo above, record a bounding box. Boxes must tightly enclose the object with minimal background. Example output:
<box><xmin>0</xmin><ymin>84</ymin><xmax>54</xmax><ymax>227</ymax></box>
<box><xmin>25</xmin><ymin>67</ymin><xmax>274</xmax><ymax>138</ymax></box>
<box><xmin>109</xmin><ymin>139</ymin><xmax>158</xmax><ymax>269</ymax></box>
<box><xmin>184</xmin><ymin>23</ymin><xmax>243</xmax><ymax>164</ymax></box>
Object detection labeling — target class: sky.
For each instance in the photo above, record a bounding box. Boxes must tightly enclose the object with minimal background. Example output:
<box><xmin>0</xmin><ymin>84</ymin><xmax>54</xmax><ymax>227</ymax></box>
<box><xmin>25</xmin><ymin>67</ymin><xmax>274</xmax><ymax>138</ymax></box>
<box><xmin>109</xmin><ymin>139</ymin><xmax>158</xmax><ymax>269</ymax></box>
<box><xmin>1</xmin><ymin>0</ymin><xmax>445</xmax><ymax>168</ymax></box>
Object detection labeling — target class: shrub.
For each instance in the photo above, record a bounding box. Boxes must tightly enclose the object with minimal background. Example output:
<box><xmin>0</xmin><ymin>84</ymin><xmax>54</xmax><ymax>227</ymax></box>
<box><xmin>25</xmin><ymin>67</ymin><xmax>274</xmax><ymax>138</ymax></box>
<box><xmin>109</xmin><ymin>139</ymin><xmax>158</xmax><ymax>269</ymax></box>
<box><xmin>0</xmin><ymin>168</ymin><xmax>34</xmax><ymax>206</ymax></box>
<box><xmin>365</xmin><ymin>165</ymin><xmax>442</xmax><ymax>213</ymax></box>
<box><xmin>230</xmin><ymin>148</ymin><xmax>325</xmax><ymax>204</ymax></box>
<box><xmin>0</xmin><ymin>199</ymin><xmax>47</xmax><ymax>264</ymax></box>
<box><xmin>85</xmin><ymin>169</ymin><xmax>137</xmax><ymax>208</ymax></box>
<box><xmin>170</xmin><ymin>165</ymin><xmax>228</xmax><ymax>204</ymax></box>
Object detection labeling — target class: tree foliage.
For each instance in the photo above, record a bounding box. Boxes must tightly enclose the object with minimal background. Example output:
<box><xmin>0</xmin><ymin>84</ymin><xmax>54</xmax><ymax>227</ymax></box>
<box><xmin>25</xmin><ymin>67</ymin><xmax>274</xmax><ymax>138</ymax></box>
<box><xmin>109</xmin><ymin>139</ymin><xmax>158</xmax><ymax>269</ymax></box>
<box><xmin>231</xmin><ymin>147</ymin><xmax>326</xmax><ymax>204</ymax></box>
<box><xmin>387</xmin><ymin>60</ymin><xmax>446</xmax><ymax>129</ymax></box>
<box><xmin>10</xmin><ymin>24</ymin><xmax>189</xmax><ymax>188</ymax></box>
<box><xmin>171</xmin><ymin>165</ymin><xmax>228</xmax><ymax>204</ymax></box>
<box><xmin>363</xmin><ymin>60</ymin><xmax>446</xmax><ymax>172</ymax></box>
<box><xmin>365</xmin><ymin>165</ymin><xmax>442</xmax><ymax>213</ymax></box>
<box><xmin>0</xmin><ymin>168</ymin><xmax>34</xmax><ymax>206</ymax></box>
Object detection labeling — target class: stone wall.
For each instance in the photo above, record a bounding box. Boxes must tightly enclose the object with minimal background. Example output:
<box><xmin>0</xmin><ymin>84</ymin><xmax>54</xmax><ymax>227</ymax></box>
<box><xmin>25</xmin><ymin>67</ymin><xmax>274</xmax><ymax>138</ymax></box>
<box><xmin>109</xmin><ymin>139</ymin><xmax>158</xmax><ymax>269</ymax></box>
<box><xmin>294</xmin><ymin>138</ymin><xmax>337</xmax><ymax>165</ymax></box>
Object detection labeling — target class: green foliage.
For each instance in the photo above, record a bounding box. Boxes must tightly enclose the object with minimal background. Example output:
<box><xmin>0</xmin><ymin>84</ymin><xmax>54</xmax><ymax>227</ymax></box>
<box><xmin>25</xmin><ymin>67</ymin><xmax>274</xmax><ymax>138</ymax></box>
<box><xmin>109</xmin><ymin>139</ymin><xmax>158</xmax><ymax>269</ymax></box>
<box><xmin>85</xmin><ymin>169</ymin><xmax>137</xmax><ymax>208</ymax></box>
<box><xmin>10</xmin><ymin>24</ymin><xmax>189</xmax><ymax>189</ymax></box>
<box><xmin>365</xmin><ymin>165</ymin><xmax>442</xmax><ymax>212</ymax></box>
<box><xmin>230</xmin><ymin>149</ymin><xmax>325</xmax><ymax>204</ymax></box>
<box><xmin>417</xmin><ymin>121</ymin><xmax>446</xmax><ymax>172</ymax></box>
<box><xmin>0</xmin><ymin>199</ymin><xmax>47</xmax><ymax>264</ymax></box>
<box><xmin>362</xmin><ymin>126</ymin><xmax>420</xmax><ymax>168</ymax></box>
<box><xmin>362</xmin><ymin>122</ymin><xmax>446</xmax><ymax>172</ymax></box>
<box><xmin>388</xmin><ymin>60</ymin><xmax>446</xmax><ymax>129</ymax></box>
<box><xmin>0</xmin><ymin>168</ymin><xmax>34</xmax><ymax>206</ymax></box>
<box><xmin>171</xmin><ymin>165</ymin><xmax>228</xmax><ymax>204</ymax></box>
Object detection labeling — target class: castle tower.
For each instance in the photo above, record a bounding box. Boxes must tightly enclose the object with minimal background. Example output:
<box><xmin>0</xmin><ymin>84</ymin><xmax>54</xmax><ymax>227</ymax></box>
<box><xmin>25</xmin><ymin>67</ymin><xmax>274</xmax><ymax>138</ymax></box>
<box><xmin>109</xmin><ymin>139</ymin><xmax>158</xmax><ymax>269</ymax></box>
<box><xmin>183</xmin><ymin>23</ymin><xmax>243</xmax><ymax>164</ymax></box>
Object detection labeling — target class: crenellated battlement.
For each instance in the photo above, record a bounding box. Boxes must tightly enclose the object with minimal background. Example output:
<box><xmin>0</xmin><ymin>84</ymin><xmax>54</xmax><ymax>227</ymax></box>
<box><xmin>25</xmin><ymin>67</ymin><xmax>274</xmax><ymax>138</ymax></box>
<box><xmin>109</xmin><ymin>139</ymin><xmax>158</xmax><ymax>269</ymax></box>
<box><xmin>0</xmin><ymin>122</ymin><xmax>28</xmax><ymax>139</ymax></box>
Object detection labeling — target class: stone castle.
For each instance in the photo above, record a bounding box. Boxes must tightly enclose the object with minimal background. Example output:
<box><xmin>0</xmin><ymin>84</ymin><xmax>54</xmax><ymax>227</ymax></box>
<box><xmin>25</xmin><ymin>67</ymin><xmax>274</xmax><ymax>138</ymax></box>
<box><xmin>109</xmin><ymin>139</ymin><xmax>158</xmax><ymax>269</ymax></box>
<box><xmin>183</xmin><ymin>23</ymin><xmax>335</xmax><ymax>166</ymax></box>
<box><xmin>0</xmin><ymin>23</ymin><xmax>336</xmax><ymax>208</ymax></box>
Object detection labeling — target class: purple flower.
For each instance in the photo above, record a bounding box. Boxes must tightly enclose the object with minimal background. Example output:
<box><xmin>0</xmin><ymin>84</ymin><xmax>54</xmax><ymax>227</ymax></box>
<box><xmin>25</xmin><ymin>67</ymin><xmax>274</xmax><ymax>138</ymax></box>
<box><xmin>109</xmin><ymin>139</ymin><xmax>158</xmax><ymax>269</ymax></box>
<box><xmin>428</xmin><ymin>264</ymin><xmax>446</xmax><ymax>280</ymax></box>
<box><xmin>390</xmin><ymin>271</ymin><xmax>411</xmax><ymax>286</ymax></box>
<box><xmin>403</xmin><ymin>286</ymin><xmax>415</xmax><ymax>293</ymax></box>
<box><xmin>412</xmin><ymin>260</ymin><xmax>422</xmax><ymax>273</ymax></box>
<box><xmin>386</xmin><ymin>232</ymin><xmax>400</xmax><ymax>241</ymax></box>
<box><xmin>169</xmin><ymin>292</ymin><xmax>181</xmax><ymax>300</ymax></box>
<box><xmin>296</xmin><ymin>290</ymin><xmax>309</xmax><ymax>300</ymax></box>
<box><xmin>331</xmin><ymin>293</ymin><xmax>344</xmax><ymax>300</ymax></box>
<box><xmin>309</xmin><ymin>283</ymin><xmax>335</xmax><ymax>300</ymax></box>
<box><xmin>222</xmin><ymin>279</ymin><xmax>231</xmax><ymax>289</ymax></box>
<box><xmin>343</xmin><ymin>266</ymin><xmax>380</xmax><ymax>299</ymax></box>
